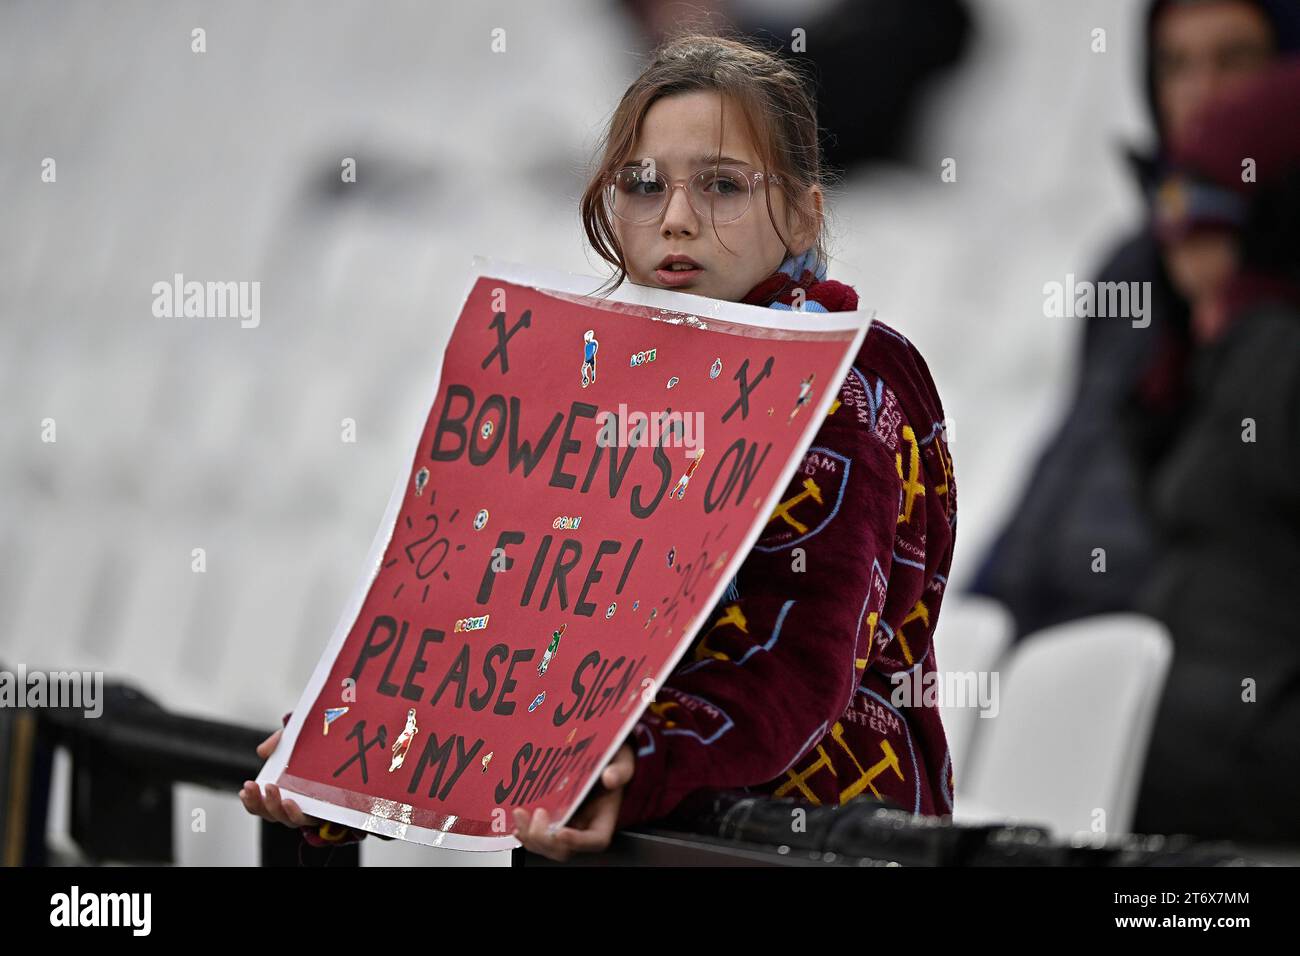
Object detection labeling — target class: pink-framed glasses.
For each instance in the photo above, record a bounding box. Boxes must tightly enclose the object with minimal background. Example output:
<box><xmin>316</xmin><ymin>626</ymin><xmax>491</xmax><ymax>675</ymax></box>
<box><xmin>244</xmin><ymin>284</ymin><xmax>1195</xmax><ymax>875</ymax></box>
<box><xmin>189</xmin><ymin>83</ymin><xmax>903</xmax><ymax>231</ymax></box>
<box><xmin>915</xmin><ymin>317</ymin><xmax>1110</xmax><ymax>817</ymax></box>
<box><xmin>606</xmin><ymin>162</ymin><xmax>783</xmax><ymax>225</ymax></box>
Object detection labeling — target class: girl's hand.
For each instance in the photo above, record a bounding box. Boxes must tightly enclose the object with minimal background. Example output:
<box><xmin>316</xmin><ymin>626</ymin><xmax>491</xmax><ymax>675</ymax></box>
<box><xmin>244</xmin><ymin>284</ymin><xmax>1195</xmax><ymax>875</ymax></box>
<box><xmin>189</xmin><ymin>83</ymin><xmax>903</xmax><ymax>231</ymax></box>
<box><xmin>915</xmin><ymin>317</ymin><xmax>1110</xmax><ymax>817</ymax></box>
<box><xmin>512</xmin><ymin>743</ymin><xmax>635</xmax><ymax>862</ymax></box>
<box><xmin>239</xmin><ymin>727</ymin><xmax>321</xmax><ymax>828</ymax></box>
<box><xmin>255</xmin><ymin>727</ymin><xmax>282</xmax><ymax>760</ymax></box>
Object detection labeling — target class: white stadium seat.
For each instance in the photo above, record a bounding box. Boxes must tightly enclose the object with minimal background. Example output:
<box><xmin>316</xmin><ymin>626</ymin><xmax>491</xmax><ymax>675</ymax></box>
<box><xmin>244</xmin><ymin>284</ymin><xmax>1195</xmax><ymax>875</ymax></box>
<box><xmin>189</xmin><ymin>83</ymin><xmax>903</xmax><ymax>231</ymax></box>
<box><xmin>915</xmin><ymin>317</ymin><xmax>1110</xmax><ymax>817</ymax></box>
<box><xmin>933</xmin><ymin>594</ymin><xmax>1013</xmax><ymax>790</ymax></box>
<box><xmin>954</xmin><ymin>614</ymin><xmax>1172</xmax><ymax>839</ymax></box>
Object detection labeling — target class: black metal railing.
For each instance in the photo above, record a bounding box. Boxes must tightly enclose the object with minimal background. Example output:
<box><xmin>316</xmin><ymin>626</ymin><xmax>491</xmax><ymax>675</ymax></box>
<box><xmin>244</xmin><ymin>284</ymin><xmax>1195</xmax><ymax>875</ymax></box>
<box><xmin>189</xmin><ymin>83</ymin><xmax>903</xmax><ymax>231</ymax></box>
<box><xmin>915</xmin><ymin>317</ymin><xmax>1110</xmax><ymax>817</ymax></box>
<box><xmin>0</xmin><ymin>672</ymin><xmax>1264</xmax><ymax>868</ymax></box>
<box><xmin>3</xmin><ymin>677</ymin><xmax>356</xmax><ymax>866</ymax></box>
<box><xmin>520</xmin><ymin>789</ymin><xmax>1260</xmax><ymax>867</ymax></box>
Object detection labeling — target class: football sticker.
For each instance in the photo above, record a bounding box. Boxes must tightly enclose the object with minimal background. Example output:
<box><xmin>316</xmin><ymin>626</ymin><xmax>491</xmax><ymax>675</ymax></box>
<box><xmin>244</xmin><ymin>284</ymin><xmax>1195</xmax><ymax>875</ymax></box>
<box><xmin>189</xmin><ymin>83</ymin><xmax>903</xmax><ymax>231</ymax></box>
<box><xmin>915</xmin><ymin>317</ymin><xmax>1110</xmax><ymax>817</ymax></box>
<box><xmin>389</xmin><ymin>708</ymin><xmax>419</xmax><ymax>773</ymax></box>
<box><xmin>322</xmin><ymin>706</ymin><xmax>349</xmax><ymax>735</ymax></box>
<box><xmin>581</xmin><ymin>330</ymin><xmax>599</xmax><ymax>387</ymax></box>
<box><xmin>538</xmin><ymin>623</ymin><xmax>566</xmax><ymax>675</ymax></box>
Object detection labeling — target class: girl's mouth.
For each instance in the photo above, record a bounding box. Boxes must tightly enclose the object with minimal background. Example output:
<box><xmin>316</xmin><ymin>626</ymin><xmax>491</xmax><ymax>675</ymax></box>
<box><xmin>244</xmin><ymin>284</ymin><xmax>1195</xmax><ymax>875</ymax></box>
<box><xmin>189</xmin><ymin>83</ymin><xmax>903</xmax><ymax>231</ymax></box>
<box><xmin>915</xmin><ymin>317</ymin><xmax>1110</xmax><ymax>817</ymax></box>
<box><xmin>655</xmin><ymin>264</ymin><xmax>707</xmax><ymax>286</ymax></box>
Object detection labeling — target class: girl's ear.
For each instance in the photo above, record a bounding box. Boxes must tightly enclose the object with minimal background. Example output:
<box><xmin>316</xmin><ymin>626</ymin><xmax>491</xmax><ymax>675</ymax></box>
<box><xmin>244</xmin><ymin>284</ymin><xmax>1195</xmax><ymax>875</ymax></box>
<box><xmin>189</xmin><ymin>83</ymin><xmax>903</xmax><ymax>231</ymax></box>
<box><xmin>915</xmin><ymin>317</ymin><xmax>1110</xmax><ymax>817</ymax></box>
<box><xmin>786</xmin><ymin>183</ymin><xmax>825</xmax><ymax>256</ymax></box>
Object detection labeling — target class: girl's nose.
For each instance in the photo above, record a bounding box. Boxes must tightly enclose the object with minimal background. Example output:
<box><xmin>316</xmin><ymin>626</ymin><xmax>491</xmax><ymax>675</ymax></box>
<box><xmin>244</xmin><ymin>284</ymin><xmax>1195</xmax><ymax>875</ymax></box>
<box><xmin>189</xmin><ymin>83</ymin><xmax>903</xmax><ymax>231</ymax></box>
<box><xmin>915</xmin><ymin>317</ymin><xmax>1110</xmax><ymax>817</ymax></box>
<box><xmin>660</xmin><ymin>185</ymin><xmax>697</xmax><ymax>237</ymax></box>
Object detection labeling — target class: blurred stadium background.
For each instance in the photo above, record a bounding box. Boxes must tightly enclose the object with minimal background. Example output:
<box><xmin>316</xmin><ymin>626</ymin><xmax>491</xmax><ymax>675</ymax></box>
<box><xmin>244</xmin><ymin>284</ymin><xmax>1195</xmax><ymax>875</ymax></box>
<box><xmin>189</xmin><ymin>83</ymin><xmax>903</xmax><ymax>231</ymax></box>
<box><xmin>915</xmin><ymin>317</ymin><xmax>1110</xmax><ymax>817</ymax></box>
<box><xmin>2</xmin><ymin>0</ymin><xmax>1157</xmax><ymax>865</ymax></box>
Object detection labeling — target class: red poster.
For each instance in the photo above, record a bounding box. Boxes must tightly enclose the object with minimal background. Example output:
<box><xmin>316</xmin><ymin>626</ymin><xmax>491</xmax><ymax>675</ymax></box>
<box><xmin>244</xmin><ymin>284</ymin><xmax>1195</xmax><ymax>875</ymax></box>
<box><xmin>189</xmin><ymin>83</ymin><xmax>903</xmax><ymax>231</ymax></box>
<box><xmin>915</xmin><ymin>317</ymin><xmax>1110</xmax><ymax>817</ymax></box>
<box><xmin>258</xmin><ymin>257</ymin><xmax>873</xmax><ymax>849</ymax></box>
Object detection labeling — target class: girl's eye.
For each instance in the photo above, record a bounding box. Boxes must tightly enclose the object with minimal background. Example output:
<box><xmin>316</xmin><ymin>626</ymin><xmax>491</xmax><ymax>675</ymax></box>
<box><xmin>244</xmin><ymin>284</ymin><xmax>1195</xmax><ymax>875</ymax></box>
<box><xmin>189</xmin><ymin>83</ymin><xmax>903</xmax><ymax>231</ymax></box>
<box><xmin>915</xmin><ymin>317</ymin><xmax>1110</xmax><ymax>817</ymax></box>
<box><xmin>700</xmin><ymin>172</ymin><xmax>744</xmax><ymax>195</ymax></box>
<box><xmin>615</xmin><ymin>170</ymin><xmax>663</xmax><ymax>196</ymax></box>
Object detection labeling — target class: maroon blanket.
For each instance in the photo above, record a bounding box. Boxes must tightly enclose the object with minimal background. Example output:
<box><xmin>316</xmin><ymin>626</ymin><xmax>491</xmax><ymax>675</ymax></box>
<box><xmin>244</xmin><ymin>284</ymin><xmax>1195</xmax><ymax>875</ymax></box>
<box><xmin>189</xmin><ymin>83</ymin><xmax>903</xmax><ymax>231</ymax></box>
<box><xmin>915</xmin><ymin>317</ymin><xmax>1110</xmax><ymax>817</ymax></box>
<box><xmin>617</xmin><ymin>280</ymin><xmax>957</xmax><ymax>828</ymax></box>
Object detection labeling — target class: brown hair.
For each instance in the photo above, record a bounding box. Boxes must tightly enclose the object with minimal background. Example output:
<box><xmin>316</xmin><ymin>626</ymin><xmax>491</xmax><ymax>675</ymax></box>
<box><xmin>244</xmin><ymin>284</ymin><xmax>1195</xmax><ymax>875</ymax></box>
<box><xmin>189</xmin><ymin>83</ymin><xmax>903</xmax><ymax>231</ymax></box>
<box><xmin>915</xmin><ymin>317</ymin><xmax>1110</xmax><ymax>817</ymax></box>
<box><xmin>579</xmin><ymin>30</ymin><xmax>837</xmax><ymax>295</ymax></box>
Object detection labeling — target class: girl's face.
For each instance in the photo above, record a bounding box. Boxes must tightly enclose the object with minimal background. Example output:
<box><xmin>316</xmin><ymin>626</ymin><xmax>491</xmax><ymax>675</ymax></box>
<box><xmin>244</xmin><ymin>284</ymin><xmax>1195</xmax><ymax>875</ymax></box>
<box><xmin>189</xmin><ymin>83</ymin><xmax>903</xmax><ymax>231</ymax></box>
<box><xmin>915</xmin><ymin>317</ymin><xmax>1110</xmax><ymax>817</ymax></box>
<box><xmin>614</xmin><ymin>90</ymin><xmax>820</xmax><ymax>303</ymax></box>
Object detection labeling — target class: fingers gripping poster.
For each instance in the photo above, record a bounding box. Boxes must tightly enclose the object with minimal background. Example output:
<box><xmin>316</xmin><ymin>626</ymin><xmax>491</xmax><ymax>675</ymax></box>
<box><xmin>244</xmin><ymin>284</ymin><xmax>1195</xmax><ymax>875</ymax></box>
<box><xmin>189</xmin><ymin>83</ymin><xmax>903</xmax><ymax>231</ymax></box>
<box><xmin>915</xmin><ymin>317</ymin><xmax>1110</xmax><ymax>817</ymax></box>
<box><xmin>257</xmin><ymin>257</ymin><xmax>873</xmax><ymax>850</ymax></box>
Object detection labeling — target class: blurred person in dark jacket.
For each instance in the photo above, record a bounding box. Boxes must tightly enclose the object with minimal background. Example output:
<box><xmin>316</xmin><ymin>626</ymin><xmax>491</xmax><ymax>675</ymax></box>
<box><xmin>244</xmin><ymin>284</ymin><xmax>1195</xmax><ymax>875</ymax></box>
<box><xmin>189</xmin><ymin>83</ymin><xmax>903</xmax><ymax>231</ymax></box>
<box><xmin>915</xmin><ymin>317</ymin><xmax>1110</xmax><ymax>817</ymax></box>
<box><xmin>971</xmin><ymin>0</ymin><xmax>1300</xmax><ymax>639</ymax></box>
<box><xmin>1132</xmin><ymin>61</ymin><xmax>1300</xmax><ymax>843</ymax></box>
<box><xmin>616</xmin><ymin>0</ymin><xmax>972</xmax><ymax>169</ymax></box>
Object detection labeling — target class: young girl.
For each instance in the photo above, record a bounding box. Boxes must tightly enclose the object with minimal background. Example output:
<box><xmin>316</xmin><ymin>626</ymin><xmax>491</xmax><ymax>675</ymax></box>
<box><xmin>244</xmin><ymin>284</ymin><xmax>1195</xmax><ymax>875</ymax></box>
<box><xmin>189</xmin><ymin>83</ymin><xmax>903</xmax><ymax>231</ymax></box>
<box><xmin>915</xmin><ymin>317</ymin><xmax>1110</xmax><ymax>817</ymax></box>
<box><xmin>242</xmin><ymin>31</ymin><xmax>958</xmax><ymax>862</ymax></box>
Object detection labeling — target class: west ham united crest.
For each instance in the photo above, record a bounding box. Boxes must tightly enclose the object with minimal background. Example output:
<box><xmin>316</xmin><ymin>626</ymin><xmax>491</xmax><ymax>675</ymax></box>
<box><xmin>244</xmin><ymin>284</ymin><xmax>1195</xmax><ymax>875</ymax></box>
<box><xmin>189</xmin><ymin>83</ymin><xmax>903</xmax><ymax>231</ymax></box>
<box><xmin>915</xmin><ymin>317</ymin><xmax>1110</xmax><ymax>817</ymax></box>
<box><xmin>754</xmin><ymin>446</ymin><xmax>852</xmax><ymax>551</ymax></box>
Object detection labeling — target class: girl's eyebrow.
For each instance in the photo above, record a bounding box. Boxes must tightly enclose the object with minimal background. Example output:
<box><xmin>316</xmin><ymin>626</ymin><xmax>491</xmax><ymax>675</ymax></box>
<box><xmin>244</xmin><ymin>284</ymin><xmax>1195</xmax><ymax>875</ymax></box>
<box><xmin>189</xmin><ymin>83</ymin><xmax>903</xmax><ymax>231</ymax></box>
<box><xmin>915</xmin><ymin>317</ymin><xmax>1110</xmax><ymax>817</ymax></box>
<box><xmin>691</xmin><ymin>154</ymin><xmax>753</xmax><ymax>166</ymax></box>
<box><xmin>622</xmin><ymin>154</ymin><xmax>755</xmax><ymax>168</ymax></box>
